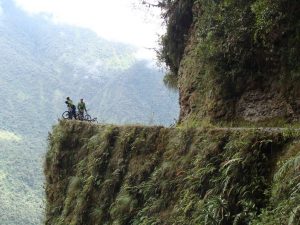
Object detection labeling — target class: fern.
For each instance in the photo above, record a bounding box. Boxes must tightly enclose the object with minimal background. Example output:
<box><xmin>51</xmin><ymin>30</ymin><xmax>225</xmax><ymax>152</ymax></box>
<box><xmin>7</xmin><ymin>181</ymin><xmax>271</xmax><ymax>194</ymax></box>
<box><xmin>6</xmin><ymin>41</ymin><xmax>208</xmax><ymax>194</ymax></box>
<box><xmin>288</xmin><ymin>205</ymin><xmax>300</xmax><ymax>225</ymax></box>
<box><xmin>275</xmin><ymin>153</ymin><xmax>300</xmax><ymax>181</ymax></box>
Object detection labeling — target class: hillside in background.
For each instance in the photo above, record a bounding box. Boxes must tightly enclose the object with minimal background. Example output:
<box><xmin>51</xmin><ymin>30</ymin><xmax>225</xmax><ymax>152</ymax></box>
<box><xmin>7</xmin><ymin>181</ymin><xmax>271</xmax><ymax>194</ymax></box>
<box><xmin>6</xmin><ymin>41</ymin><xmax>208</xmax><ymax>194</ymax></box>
<box><xmin>0</xmin><ymin>1</ymin><xmax>178</xmax><ymax>224</ymax></box>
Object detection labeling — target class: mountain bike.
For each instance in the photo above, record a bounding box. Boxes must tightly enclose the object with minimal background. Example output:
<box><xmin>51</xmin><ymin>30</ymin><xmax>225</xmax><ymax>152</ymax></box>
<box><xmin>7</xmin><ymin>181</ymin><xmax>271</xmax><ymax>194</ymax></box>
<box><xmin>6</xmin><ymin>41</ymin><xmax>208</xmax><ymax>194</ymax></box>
<box><xmin>82</xmin><ymin>110</ymin><xmax>97</xmax><ymax>122</ymax></box>
<box><xmin>77</xmin><ymin>111</ymin><xmax>92</xmax><ymax>121</ymax></box>
<box><xmin>62</xmin><ymin>110</ymin><xmax>97</xmax><ymax>122</ymax></box>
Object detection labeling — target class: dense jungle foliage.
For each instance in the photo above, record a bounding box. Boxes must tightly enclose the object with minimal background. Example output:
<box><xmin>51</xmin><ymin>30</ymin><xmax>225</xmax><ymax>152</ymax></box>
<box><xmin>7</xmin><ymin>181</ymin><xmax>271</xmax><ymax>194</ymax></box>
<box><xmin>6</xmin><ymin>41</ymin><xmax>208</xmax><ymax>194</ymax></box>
<box><xmin>159</xmin><ymin>0</ymin><xmax>300</xmax><ymax>85</ymax></box>
<box><xmin>45</xmin><ymin>121</ymin><xmax>300</xmax><ymax>225</ymax></box>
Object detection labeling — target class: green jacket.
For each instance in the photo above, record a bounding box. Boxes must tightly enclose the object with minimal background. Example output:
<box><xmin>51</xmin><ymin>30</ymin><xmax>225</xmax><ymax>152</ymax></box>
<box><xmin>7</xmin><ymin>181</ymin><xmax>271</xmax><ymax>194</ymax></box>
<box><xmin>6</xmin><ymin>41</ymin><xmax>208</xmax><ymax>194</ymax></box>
<box><xmin>66</xmin><ymin>99</ymin><xmax>74</xmax><ymax>107</ymax></box>
<box><xmin>78</xmin><ymin>102</ymin><xmax>86</xmax><ymax>111</ymax></box>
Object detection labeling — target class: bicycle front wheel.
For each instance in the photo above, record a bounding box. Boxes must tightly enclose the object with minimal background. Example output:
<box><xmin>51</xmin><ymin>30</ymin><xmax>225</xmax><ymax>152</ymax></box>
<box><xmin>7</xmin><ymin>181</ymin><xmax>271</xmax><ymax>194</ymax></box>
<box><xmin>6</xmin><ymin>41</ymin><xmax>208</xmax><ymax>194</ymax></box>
<box><xmin>62</xmin><ymin>111</ymin><xmax>70</xmax><ymax>119</ymax></box>
<box><xmin>85</xmin><ymin>114</ymin><xmax>92</xmax><ymax>121</ymax></box>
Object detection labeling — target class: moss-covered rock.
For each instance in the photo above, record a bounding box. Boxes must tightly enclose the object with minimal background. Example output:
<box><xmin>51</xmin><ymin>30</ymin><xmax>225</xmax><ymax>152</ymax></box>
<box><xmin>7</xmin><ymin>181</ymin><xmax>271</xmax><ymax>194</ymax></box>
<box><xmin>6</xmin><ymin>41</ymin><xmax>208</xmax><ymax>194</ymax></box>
<box><xmin>160</xmin><ymin>0</ymin><xmax>300</xmax><ymax>124</ymax></box>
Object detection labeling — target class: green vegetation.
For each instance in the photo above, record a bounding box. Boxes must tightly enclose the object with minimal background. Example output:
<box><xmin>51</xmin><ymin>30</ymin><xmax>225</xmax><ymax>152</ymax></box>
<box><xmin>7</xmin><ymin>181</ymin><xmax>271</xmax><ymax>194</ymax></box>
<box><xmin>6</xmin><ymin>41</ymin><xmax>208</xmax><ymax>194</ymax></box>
<box><xmin>158</xmin><ymin>0</ymin><xmax>194</xmax><ymax>75</ymax></box>
<box><xmin>159</xmin><ymin>0</ymin><xmax>300</xmax><ymax>80</ymax></box>
<box><xmin>155</xmin><ymin>0</ymin><xmax>300</xmax><ymax>123</ymax></box>
<box><xmin>0</xmin><ymin>1</ymin><xmax>178</xmax><ymax>224</ymax></box>
<box><xmin>45</xmin><ymin>121</ymin><xmax>300</xmax><ymax>224</ymax></box>
<box><xmin>0</xmin><ymin>136</ymin><xmax>45</xmax><ymax>225</ymax></box>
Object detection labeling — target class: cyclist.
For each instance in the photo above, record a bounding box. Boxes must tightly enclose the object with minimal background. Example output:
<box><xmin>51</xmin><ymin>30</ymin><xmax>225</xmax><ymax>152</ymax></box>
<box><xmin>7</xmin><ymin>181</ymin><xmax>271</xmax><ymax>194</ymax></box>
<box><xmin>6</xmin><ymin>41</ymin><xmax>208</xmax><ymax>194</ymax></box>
<box><xmin>65</xmin><ymin>97</ymin><xmax>77</xmax><ymax>119</ymax></box>
<box><xmin>77</xmin><ymin>98</ymin><xmax>87</xmax><ymax>120</ymax></box>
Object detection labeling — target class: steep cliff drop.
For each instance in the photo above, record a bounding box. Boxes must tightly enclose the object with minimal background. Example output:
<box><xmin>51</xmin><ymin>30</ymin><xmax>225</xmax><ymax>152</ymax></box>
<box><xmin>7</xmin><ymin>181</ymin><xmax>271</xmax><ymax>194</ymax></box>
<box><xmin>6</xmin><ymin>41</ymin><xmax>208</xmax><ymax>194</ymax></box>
<box><xmin>45</xmin><ymin>120</ymin><xmax>300</xmax><ymax>225</ymax></box>
<box><xmin>44</xmin><ymin>0</ymin><xmax>300</xmax><ymax>224</ymax></box>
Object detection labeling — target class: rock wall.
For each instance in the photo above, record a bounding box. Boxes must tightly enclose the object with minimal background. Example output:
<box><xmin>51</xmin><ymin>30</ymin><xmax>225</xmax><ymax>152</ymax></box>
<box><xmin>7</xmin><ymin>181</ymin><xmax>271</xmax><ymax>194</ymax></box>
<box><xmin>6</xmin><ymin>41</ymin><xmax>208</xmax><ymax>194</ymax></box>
<box><xmin>167</xmin><ymin>0</ymin><xmax>300</xmax><ymax>124</ymax></box>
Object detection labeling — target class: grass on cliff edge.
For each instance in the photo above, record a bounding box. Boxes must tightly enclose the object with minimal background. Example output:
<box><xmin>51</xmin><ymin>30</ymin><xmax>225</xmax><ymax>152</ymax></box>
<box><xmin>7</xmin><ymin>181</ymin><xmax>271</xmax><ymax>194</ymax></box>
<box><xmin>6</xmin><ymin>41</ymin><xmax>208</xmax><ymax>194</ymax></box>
<box><xmin>45</xmin><ymin>120</ymin><xmax>300</xmax><ymax>225</ymax></box>
<box><xmin>177</xmin><ymin>115</ymin><xmax>300</xmax><ymax>130</ymax></box>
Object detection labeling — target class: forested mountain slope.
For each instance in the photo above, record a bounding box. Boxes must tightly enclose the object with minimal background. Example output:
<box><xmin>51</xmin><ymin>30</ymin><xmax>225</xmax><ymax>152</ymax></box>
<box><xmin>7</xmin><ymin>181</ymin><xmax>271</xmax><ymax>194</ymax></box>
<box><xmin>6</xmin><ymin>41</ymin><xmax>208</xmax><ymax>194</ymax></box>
<box><xmin>0</xmin><ymin>1</ymin><xmax>178</xmax><ymax>224</ymax></box>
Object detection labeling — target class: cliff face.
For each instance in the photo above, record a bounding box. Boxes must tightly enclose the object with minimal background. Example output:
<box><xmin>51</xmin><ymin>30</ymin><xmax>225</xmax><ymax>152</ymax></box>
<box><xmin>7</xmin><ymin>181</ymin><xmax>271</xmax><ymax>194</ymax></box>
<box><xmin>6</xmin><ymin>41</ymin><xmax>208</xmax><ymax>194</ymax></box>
<box><xmin>45</xmin><ymin>121</ymin><xmax>300</xmax><ymax>225</ymax></box>
<box><xmin>161</xmin><ymin>0</ymin><xmax>300</xmax><ymax>123</ymax></box>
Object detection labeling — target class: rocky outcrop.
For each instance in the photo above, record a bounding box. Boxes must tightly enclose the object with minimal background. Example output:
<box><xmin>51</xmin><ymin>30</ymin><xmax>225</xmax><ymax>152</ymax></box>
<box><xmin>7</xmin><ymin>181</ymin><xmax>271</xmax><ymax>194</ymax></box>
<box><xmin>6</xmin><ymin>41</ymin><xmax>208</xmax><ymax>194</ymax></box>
<box><xmin>169</xmin><ymin>0</ymin><xmax>300</xmax><ymax>124</ymax></box>
<box><xmin>235</xmin><ymin>88</ymin><xmax>294</xmax><ymax>121</ymax></box>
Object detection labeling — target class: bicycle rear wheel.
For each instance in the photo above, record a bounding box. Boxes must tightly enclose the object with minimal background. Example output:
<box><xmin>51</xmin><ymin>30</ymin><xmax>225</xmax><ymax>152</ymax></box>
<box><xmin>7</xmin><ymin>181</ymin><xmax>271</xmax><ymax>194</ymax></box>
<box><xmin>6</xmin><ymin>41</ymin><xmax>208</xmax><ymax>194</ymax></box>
<box><xmin>62</xmin><ymin>111</ymin><xmax>70</xmax><ymax>119</ymax></box>
<box><xmin>77</xmin><ymin>112</ymin><xmax>84</xmax><ymax>120</ymax></box>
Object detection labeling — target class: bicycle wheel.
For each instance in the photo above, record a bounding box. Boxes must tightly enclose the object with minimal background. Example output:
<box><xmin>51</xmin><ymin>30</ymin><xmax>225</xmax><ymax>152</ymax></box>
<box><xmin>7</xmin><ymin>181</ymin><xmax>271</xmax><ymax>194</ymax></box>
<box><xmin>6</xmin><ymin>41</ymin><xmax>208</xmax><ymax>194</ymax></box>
<box><xmin>75</xmin><ymin>112</ymin><xmax>81</xmax><ymax>120</ymax></box>
<box><xmin>84</xmin><ymin>114</ymin><xmax>92</xmax><ymax>121</ymax></box>
<box><xmin>78</xmin><ymin>112</ymin><xmax>84</xmax><ymax>120</ymax></box>
<box><xmin>62</xmin><ymin>111</ymin><xmax>70</xmax><ymax>119</ymax></box>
